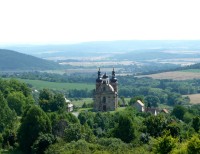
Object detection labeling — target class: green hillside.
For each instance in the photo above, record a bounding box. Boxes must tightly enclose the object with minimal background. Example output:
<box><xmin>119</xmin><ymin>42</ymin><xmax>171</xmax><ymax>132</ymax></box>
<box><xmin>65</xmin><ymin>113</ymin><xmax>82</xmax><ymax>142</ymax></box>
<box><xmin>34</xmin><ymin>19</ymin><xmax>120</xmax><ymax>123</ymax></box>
<box><xmin>0</xmin><ymin>49</ymin><xmax>61</xmax><ymax>71</ymax></box>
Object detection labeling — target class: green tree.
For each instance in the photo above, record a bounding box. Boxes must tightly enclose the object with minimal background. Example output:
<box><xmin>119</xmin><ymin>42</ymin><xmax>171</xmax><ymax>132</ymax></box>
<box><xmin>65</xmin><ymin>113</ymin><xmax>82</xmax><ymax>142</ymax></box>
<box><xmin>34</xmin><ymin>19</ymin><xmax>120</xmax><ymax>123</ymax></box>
<box><xmin>143</xmin><ymin>114</ymin><xmax>168</xmax><ymax>137</ymax></box>
<box><xmin>32</xmin><ymin>133</ymin><xmax>56</xmax><ymax>154</ymax></box>
<box><xmin>18</xmin><ymin>105</ymin><xmax>52</xmax><ymax>152</ymax></box>
<box><xmin>7</xmin><ymin>92</ymin><xmax>26</xmax><ymax>116</ymax></box>
<box><xmin>166</xmin><ymin>123</ymin><xmax>180</xmax><ymax>137</ymax></box>
<box><xmin>187</xmin><ymin>134</ymin><xmax>200</xmax><ymax>154</ymax></box>
<box><xmin>64</xmin><ymin>123</ymin><xmax>82</xmax><ymax>142</ymax></box>
<box><xmin>144</xmin><ymin>95</ymin><xmax>160</xmax><ymax>107</ymax></box>
<box><xmin>49</xmin><ymin>112</ymin><xmax>78</xmax><ymax>137</ymax></box>
<box><xmin>112</xmin><ymin>114</ymin><xmax>135</xmax><ymax>143</ymax></box>
<box><xmin>153</xmin><ymin>134</ymin><xmax>177</xmax><ymax>154</ymax></box>
<box><xmin>192</xmin><ymin>116</ymin><xmax>200</xmax><ymax>132</ymax></box>
<box><xmin>50</xmin><ymin>93</ymin><xmax>66</xmax><ymax>112</ymax></box>
<box><xmin>0</xmin><ymin>92</ymin><xmax>17</xmax><ymax>133</ymax></box>
<box><xmin>81</xmin><ymin>123</ymin><xmax>96</xmax><ymax>143</ymax></box>
<box><xmin>39</xmin><ymin>89</ymin><xmax>53</xmax><ymax>112</ymax></box>
<box><xmin>171</xmin><ymin>105</ymin><xmax>187</xmax><ymax>120</ymax></box>
<box><xmin>78</xmin><ymin>111</ymin><xmax>95</xmax><ymax>127</ymax></box>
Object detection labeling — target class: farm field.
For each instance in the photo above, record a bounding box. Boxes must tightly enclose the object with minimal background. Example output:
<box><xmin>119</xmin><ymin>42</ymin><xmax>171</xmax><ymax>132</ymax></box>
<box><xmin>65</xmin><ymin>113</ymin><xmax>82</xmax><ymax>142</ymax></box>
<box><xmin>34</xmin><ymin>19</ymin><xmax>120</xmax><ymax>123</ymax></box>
<box><xmin>44</xmin><ymin>67</ymin><xmax>122</xmax><ymax>74</ymax></box>
<box><xmin>183</xmin><ymin>94</ymin><xmax>200</xmax><ymax>104</ymax></box>
<box><xmin>138</xmin><ymin>71</ymin><xmax>200</xmax><ymax>80</ymax></box>
<box><xmin>17</xmin><ymin>78</ymin><xmax>95</xmax><ymax>91</ymax></box>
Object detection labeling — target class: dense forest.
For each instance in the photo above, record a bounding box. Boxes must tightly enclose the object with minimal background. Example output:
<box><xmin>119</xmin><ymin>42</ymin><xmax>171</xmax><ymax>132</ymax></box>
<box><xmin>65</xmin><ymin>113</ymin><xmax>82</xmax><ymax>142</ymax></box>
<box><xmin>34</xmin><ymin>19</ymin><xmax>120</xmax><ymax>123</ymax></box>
<box><xmin>0</xmin><ymin>49</ymin><xmax>61</xmax><ymax>71</ymax></box>
<box><xmin>0</xmin><ymin>76</ymin><xmax>200</xmax><ymax>153</ymax></box>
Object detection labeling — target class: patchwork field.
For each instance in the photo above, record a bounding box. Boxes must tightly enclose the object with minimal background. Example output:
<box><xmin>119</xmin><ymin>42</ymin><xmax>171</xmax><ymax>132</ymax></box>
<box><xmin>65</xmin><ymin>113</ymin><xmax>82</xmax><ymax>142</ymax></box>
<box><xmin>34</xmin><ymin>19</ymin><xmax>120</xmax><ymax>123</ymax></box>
<box><xmin>138</xmin><ymin>71</ymin><xmax>200</xmax><ymax>80</ymax></box>
<box><xmin>183</xmin><ymin>94</ymin><xmax>200</xmax><ymax>104</ymax></box>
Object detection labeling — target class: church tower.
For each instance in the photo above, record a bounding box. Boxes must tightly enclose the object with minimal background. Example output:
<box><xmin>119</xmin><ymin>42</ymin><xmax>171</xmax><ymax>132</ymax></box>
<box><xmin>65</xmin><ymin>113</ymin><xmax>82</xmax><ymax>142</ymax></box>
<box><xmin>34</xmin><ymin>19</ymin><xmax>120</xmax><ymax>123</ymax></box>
<box><xmin>94</xmin><ymin>68</ymin><xmax>118</xmax><ymax>111</ymax></box>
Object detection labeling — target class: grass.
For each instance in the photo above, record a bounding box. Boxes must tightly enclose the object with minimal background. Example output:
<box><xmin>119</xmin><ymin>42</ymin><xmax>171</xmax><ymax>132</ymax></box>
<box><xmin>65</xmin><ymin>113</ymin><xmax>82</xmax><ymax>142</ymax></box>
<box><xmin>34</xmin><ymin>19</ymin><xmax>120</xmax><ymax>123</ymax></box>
<box><xmin>16</xmin><ymin>78</ymin><xmax>95</xmax><ymax>91</ymax></box>
<box><xmin>183</xmin><ymin>93</ymin><xmax>200</xmax><ymax>104</ymax></box>
<box><xmin>138</xmin><ymin>71</ymin><xmax>200</xmax><ymax>80</ymax></box>
<box><xmin>72</xmin><ymin>98</ymin><xmax>93</xmax><ymax>107</ymax></box>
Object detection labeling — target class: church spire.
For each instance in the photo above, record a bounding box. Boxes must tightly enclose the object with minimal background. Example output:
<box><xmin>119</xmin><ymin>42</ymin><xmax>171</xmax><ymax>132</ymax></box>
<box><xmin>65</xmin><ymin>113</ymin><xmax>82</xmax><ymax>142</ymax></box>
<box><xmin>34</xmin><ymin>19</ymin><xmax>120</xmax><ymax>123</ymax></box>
<box><xmin>96</xmin><ymin>68</ymin><xmax>102</xmax><ymax>83</ymax></box>
<box><xmin>112</xmin><ymin>68</ymin><xmax>115</xmax><ymax>77</ymax></box>
<box><xmin>111</xmin><ymin>67</ymin><xmax>117</xmax><ymax>82</ymax></box>
<box><xmin>98</xmin><ymin>68</ymin><xmax>101</xmax><ymax>78</ymax></box>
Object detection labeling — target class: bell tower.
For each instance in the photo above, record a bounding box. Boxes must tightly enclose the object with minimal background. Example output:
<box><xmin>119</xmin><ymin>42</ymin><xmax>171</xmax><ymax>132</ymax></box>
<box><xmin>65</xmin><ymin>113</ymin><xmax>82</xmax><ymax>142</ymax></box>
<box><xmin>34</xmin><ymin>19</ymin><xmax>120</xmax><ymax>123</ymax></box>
<box><xmin>96</xmin><ymin>68</ymin><xmax>102</xmax><ymax>89</ymax></box>
<box><xmin>110</xmin><ymin>68</ymin><xmax>118</xmax><ymax>92</ymax></box>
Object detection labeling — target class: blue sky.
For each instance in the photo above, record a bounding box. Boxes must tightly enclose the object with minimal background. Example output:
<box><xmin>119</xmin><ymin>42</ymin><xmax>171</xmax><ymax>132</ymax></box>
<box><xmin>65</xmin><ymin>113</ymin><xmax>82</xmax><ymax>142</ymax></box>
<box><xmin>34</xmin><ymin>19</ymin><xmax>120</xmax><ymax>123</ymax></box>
<box><xmin>0</xmin><ymin>0</ymin><xmax>200</xmax><ymax>44</ymax></box>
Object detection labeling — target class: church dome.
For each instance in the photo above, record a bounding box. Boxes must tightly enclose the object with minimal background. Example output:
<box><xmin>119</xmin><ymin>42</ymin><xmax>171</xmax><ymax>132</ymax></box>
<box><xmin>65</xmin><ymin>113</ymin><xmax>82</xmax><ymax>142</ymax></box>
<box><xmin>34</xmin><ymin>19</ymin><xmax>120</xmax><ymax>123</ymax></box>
<box><xmin>110</xmin><ymin>77</ymin><xmax>118</xmax><ymax>83</ymax></box>
<box><xmin>96</xmin><ymin>77</ymin><xmax>102</xmax><ymax>83</ymax></box>
<box><xmin>102</xmin><ymin>73</ymin><xmax>108</xmax><ymax>79</ymax></box>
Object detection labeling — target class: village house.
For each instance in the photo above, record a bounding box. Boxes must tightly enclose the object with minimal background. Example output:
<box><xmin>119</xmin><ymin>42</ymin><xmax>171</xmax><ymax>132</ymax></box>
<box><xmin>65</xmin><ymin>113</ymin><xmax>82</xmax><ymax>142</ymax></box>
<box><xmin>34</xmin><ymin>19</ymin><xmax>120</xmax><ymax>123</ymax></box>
<box><xmin>65</xmin><ymin>98</ymin><xmax>74</xmax><ymax>112</ymax></box>
<box><xmin>132</xmin><ymin>99</ymin><xmax>168</xmax><ymax>115</ymax></box>
<box><xmin>133</xmin><ymin>100</ymin><xmax>145</xmax><ymax>112</ymax></box>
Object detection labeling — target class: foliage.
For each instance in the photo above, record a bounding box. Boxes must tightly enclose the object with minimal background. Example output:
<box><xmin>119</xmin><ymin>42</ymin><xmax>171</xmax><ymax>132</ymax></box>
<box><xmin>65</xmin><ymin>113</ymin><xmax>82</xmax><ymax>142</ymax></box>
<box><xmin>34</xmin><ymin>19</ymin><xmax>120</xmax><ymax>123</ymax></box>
<box><xmin>144</xmin><ymin>95</ymin><xmax>160</xmax><ymax>107</ymax></box>
<box><xmin>18</xmin><ymin>105</ymin><xmax>52</xmax><ymax>152</ymax></box>
<box><xmin>45</xmin><ymin>138</ymin><xmax>135</xmax><ymax>154</ymax></box>
<box><xmin>2</xmin><ymin>129</ymin><xmax>17</xmax><ymax>149</ymax></box>
<box><xmin>143</xmin><ymin>114</ymin><xmax>169</xmax><ymax>137</ymax></box>
<box><xmin>0</xmin><ymin>92</ymin><xmax>17</xmax><ymax>133</ymax></box>
<box><xmin>7</xmin><ymin>92</ymin><xmax>26</xmax><ymax>116</ymax></box>
<box><xmin>192</xmin><ymin>116</ymin><xmax>200</xmax><ymax>132</ymax></box>
<box><xmin>39</xmin><ymin>89</ymin><xmax>66</xmax><ymax>112</ymax></box>
<box><xmin>112</xmin><ymin>114</ymin><xmax>135</xmax><ymax>143</ymax></box>
<box><xmin>32</xmin><ymin>133</ymin><xmax>56</xmax><ymax>154</ymax></box>
<box><xmin>153</xmin><ymin>133</ymin><xmax>177</xmax><ymax>154</ymax></box>
<box><xmin>64</xmin><ymin>123</ymin><xmax>82</xmax><ymax>142</ymax></box>
<box><xmin>187</xmin><ymin>134</ymin><xmax>200</xmax><ymax>154</ymax></box>
<box><xmin>171</xmin><ymin>105</ymin><xmax>187</xmax><ymax>120</ymax></box>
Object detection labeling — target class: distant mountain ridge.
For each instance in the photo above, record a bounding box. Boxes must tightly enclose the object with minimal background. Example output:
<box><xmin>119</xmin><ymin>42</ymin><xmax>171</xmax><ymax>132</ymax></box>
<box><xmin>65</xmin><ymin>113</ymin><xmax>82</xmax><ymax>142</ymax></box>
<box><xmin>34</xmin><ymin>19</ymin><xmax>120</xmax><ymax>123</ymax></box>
<box><xmin>3</xmin><ymin>40</ymin><xmax>200</xmax><ymax>59</ymax></box>
<box><xmin>0</xmin><ymin>49</ymin><xmax>61</xmax><ymax>71</ymax></box>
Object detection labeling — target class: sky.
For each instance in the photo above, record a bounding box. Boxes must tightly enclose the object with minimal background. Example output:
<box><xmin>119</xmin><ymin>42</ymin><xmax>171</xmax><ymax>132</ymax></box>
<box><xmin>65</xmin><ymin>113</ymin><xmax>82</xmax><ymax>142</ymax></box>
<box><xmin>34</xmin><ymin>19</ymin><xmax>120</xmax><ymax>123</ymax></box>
<box><xmin>0</xmin><ymin>0</ymin><xmax>200</xmax><ymax>44</ymax></box>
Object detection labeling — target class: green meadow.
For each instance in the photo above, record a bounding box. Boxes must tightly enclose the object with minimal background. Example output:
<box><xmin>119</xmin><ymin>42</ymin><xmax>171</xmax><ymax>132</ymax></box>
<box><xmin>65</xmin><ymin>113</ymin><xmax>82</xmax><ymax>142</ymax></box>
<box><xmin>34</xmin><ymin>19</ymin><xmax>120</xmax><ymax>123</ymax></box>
<box><xmin>17</xmin><ymin>78</ymin><xmax>95</xmax><ymax>91</ymax></box>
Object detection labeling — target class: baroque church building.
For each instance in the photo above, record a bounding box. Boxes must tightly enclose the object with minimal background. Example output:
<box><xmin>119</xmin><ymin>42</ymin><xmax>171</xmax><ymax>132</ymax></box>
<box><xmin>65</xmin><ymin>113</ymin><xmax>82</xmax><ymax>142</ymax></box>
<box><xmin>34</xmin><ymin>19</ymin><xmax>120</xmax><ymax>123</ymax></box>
<box><xmin>94</xmin><ymin>68</ymin><xmax>118</xmax><ymax>111</ymax></box>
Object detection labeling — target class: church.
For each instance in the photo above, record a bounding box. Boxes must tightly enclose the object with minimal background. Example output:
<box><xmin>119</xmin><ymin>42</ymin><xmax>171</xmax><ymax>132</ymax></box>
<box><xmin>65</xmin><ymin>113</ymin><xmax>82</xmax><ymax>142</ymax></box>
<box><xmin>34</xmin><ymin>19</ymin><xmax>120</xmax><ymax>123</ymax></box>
<box><xmin>94</xmin><ymin>68</ymin><xmax>118</xmax><ymax>111</ymax></box>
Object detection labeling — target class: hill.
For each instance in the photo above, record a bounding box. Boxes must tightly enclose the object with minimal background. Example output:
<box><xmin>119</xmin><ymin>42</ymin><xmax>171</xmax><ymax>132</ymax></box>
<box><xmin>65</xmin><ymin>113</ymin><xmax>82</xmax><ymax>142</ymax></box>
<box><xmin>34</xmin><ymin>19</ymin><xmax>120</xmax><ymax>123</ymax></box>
<box><xmin>0</xmin><ymin>49</ymin><xmax>61</xmax><ymax>71</ymax></box>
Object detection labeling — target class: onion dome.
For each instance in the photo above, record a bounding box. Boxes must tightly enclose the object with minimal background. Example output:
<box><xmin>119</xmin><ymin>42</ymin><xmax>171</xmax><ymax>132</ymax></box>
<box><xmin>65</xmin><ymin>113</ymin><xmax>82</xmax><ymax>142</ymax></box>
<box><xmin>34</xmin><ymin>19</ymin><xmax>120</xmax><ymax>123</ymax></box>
<box><xmin>110</xmin><ymin>68</ymin><xmax>118</xmax><ymax>82</ymax></box>
<box><xmin>102</xmin><ymin>73</ymin><xmax>108</xmax><ymax>79</ymax></box>
<box><xmin>96</xmin><ymin>68</ymin><xmax>102</xmax><ymax>83</ymax></box>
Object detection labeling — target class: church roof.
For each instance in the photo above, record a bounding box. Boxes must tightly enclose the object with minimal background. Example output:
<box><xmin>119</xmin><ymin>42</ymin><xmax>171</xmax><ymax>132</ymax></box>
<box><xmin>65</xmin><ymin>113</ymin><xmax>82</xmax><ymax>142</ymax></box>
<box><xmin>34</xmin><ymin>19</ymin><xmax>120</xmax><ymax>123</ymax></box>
<box><xmin>102</xmin><ymin>73</ymin><xmax>108</xmax><ymax>79</ymax></box>
<box><xmin>108</xmin><ymin>84</ymin><xmax>114</xmax><ymax>92</ymax></box>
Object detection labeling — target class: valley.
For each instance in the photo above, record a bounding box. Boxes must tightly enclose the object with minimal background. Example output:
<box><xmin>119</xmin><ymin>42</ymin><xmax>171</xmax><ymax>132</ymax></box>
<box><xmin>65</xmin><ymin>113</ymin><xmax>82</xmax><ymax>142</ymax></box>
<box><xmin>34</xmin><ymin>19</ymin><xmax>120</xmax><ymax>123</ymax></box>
<box><xmin>1</xmin><ymin>40</ymin><xmax>200</xmax><ymax>153</ymax></box>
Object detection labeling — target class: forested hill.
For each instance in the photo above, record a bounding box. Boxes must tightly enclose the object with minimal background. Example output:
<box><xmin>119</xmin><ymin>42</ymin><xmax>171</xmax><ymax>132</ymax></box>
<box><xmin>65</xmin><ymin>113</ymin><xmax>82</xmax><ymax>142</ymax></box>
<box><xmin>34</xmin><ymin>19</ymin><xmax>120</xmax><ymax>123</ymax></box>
<box><xmin>0</xmin><ymin>49</ymin><xmax>61</xmax><ymax>71</ymax></box>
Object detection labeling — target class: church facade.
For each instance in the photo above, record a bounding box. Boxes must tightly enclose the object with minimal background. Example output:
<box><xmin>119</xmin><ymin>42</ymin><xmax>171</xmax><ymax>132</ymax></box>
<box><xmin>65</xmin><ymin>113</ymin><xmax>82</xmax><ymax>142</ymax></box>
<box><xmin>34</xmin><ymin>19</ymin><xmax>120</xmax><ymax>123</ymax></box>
<box><xmin>94</xmin><ymin>68</ymin><xmax>118</xmax><ymax>111</ymax></box>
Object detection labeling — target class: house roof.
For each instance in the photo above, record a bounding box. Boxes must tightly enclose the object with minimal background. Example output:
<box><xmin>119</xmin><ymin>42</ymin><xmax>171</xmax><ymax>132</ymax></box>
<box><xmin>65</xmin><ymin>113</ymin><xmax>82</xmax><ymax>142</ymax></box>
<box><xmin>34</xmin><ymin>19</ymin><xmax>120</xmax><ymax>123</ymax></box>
<box><xmin>136</xmin><ymin>100</ymin><xmax>144</xmax><ymax>106</ymax></box>
<box><xmin>161</xmin><ymin>108</ymin><xmax>169</xmax><ymax>114</ymax></box>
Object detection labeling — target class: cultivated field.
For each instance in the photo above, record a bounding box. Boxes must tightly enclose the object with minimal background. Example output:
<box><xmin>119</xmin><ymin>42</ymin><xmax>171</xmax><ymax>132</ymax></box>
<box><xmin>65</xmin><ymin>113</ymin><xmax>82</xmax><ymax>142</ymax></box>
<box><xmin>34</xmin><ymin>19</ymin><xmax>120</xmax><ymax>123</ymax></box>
<box><xmin>138</xmin><ymin>71</ymin><xmax>200</xmax><ymax>80</ymax></box>
<box><xmin>17</xmin><ymin>79</ymin><xmax>95</xmax><ymax>91</ymax></box>
<box><xmin>183</xmin><ymin>94</ymin><xmax>200</xmax><ymax>104</ymax></box>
